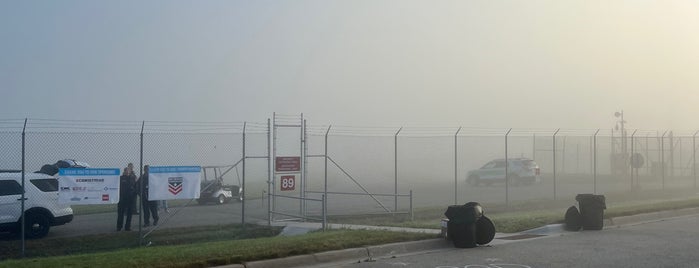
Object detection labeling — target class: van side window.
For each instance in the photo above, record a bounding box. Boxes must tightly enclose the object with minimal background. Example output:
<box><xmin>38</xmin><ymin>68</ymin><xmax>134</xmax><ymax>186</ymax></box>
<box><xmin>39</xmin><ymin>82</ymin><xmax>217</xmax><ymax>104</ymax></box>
<box><xmin>0</xmin><ymin>180</ymin><xmax>23</xmax><ymax>196</ymax></box>
<box><xmin>30</xmin><ymin>179</ymin><xmax>59</xmax><ymax>192</ymax></box>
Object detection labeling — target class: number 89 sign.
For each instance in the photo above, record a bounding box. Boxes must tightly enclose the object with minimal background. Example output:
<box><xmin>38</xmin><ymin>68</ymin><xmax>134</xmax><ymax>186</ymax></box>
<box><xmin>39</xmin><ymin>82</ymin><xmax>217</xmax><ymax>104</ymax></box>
<box><xmin>280</xmin><ymin>175</ymin><xmax>295</xmax><ymax>191</ymax></box>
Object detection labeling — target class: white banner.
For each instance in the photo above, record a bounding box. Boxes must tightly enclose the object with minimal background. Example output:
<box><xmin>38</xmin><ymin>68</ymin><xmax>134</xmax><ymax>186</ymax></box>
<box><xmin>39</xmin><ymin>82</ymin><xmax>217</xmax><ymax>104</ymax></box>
<box><xmin>58</xmin><ymin>168</ymin><xmax>120</xmax><ymax>205</ymax></box>
<box><xmin>148</xmin><ymin>166</ymin><xmax>201</xmax><ymax>200</ymax></box>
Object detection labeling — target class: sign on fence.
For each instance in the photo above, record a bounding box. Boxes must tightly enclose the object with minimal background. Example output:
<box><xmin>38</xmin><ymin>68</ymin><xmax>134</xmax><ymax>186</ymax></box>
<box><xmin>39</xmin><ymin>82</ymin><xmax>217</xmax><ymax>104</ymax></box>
<box><xmin>58</xmin><ymin>168</ymin><xmax>120</xmax><ymax>204</ymax></box>
<box><xmin>275</xmin><ymin>156</ymin><xmax>301</xmax><ymax>172</ymax></box>
<box><xmin>149</xmin><ymin>166</ymin><xmax>201</xmax><ymax>200</ymax></box>
<box><xmin>280</xmin><ymin>175</ymin><xmax>296</xmax><ymax>191</ymax></box>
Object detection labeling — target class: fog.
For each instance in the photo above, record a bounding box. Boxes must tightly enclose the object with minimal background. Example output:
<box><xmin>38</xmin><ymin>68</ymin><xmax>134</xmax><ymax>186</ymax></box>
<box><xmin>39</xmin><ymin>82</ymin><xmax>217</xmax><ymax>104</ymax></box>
<box><xmin>2</xmin><ymin>1</ymin><xmax>699</xmax><ymax>217</ymax></box>
<box><xmin>2</xmin><ymin>1</ymin><xmax>699</xmax><ymax>130</ymax></box>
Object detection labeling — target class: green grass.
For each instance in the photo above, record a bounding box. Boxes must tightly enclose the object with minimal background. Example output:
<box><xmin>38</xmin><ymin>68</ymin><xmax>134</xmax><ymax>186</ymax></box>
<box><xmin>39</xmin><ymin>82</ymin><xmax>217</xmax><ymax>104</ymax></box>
<box><xmin>0</xmin><ymin>224</ymin><xmax>281</xmax><ymax>259</ymax></box>
<box><xmin>0</xmin><ymin>230</ymin><xmax>436</xmax><ymax>268</ymax></box>
<box><xmin>5</xmin><ymin>187</ymin><xmax>699</xmax><ymax>267</ymax></box>
<box><xmin>329</xmin><ymin>192</ymin><xmax>699</xmax><ymax>233</ymax></box>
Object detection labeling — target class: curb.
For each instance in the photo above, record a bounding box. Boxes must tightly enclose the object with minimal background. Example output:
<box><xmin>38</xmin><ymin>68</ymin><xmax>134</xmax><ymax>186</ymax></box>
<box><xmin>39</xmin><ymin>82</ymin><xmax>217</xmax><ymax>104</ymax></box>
<box><xmin>225</xmin><ymin>208</ymin><xmax>699</xmax><ymax>268</ymax></box>
<box><xmin>366</xmin><ymin>239</ymin><xmax>452</xmax><ymax>260</ymax></box>
<box><xmin>313</xmin><ymin>247</ymin><xmax>369</xmax><ymax>263</ymax></box>
<box><xmin>241</xmin><ymin>238</ymin><xmax>448</xmax><ymax>268</ymax></box>
<box><xmin>607</xmin><ymin>207</ymin><xmax>699</xmax><ymax>227</ymax></box>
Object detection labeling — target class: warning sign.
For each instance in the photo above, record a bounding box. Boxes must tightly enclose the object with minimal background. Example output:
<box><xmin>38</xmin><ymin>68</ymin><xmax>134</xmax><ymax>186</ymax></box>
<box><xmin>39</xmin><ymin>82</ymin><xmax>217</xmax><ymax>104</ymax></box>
<box><xmin>281</xmin><ymin>175</ymin><xmax>296</xmax><ymax>191</ymax></box>
<box><xmin>276</xmin><ymin>157</ymin><xmax>301</xmax><ymax>172</ymax></box>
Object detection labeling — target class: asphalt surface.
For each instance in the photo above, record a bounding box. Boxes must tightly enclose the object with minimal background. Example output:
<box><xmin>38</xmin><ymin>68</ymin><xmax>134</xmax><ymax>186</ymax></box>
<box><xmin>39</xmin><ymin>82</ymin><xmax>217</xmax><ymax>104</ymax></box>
<box><xmin>315</xmin><ymin>214</ymin><xmax>699</xmax><ymax>268</ymax></box>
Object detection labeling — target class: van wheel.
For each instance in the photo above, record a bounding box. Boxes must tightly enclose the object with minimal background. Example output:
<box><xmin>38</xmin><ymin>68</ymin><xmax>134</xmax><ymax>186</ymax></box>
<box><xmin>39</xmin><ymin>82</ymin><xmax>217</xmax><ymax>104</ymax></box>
<box><xmin>25</xmin><ymin>212</ymin><xmax>51</xmax><ymax>239</ymax></box>
<box><xmin>217</xmin><ymin>194</ymin><xmax>225</xmax><ymax>205</ymax></box>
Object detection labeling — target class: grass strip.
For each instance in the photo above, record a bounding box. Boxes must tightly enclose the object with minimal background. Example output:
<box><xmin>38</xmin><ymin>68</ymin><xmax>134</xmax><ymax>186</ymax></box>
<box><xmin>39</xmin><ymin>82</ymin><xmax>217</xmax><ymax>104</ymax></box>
<box><xmin>330</xmin><ymin>196</ymin><xmax>699</xmax><ymax>233</ymax></box>
<box><xmin>0</xmin><ymin>224</ymin><xmax>280</xmax><ymax>259</ymax></box>
<box><xmin>0</xmin><ymin>230</ymin><xmax>436</xmax><ymax>268</ymax></box>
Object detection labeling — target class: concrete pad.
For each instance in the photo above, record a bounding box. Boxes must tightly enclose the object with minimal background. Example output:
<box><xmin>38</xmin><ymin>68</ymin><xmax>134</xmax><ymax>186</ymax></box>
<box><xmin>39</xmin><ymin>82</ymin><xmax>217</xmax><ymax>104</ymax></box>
<box><xmin>279</xmin><ymin>225</ymin><xmax>320</xmax><ymax>236</ymax></box>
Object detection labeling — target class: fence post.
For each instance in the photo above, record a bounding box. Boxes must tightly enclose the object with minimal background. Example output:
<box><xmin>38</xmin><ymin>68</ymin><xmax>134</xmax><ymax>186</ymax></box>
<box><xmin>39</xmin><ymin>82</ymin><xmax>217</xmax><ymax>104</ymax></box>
<box><xmin>505</xmin><ymin>128</ymin><xmax>512</xmax><ymax>207</ymax></box>
<box><xmin>322</xmin><ymin>194</ymin><xmax>327</xmax><ymax>231</ymax></box>
<box><xmin>271</xmin><ymin>114</ymin><xmax>277</xmax><ymax>221</ymax></box>
<box><xmin>394</xmin><ymin>127</ymin><xmax>402</xmax><ymax>212</ymax></box>
<box><xmin>553</xmin><ymin>129</ymin><xmax>560</xmax><ymax>200</ymax></box>
<box><xmin>409</xmin><ymin>190</ymin><xmax>414</xmax><ymax>221</ymax></box>
<box><xmin>454</xmin><ymin>127</ymin><xmax>461</xmax><ymax>205</ymax></box>
<box><xmin>139</xmin><ymin>121</ymin><xmax>144</xmax><ymax>246</ymax></box>
<box><xmin>21</xmin><ymin>118</ymin><xmax>27</xmax><ymax>258</ymax></box>
<box><xmin>661</xmin><ymin>131</ymin><xmax>667</xmax><ymax>190</ymax></box>
<box><xmin>267</xmin><ymin>119</ymin><xmax>272</xmax><ymax>226</ymax></box>
<box><xmin>646</xmin><ymin>134</ymin><xmax>650</xmax><ymax>176</ymax></box>
<box><xmin>694</xmin><ymin>131</ymin><xmax>698</xmax><ymax>189</ymax></box>
<box><xmin>324</xmin><ymin>126</ymin><xmax>331</xmax><ymax>214</ymax></box>
<box><xmin>299</xmin><ymin>116</ymin><xmax>304</xmax><ymax>218</ymax></box>
<box><xmin>242</xmin><ymin>122</ymin><xmax>246</xmax><ymax>229</ymax></box>
<box><xmin>593</xmin><ymin>129</ymin><xmax>600</xmax><ymax>194</ymax></box>
<box><xmin>630</xmin><ymin>130</ymin><xmax>637</xmax><ymax>190</ymax></box>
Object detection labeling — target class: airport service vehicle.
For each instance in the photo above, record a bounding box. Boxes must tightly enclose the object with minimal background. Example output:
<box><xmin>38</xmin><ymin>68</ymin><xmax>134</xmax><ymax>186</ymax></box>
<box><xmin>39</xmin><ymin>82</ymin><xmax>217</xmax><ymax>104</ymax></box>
<box><xmin>466</xmin><ymin>158</ymin><xmax>541</xmax><ymax>186</ymax></box>
<box><xmin>197</xmin><ymin>165</ymin><xmax>243</xmax><ymax>205</ymax></box>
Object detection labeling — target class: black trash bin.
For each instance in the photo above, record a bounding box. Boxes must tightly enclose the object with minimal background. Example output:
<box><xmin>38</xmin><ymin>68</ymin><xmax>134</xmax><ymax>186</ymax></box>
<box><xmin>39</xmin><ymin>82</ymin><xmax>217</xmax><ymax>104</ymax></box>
<box><xmin>575</xmin><ymin>194</ymin><xmax>606</xmax><ymax>230</ymax></box>
<box><xmin>444</xmin><ymin>203</ymin><xmax>483</xmax><ymax>248</ymax></box>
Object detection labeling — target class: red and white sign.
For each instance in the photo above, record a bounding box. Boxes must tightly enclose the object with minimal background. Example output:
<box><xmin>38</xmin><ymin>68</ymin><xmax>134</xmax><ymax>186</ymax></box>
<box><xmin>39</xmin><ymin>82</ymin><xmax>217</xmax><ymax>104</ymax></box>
<box><xmin>280</xmin><ymin>175</ymin><xmax>296</xmax><ymax>191</ymax></box>
<box><xmin>276</xmin><ymin>157</ymin><xmax>301</xmax><ymax>172</ymax></box>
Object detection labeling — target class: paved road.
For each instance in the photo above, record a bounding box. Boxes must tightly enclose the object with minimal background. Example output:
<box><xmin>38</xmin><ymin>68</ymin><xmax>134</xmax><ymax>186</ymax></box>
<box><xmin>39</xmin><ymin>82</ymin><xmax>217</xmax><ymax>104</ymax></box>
<box><xmin>321</xmin><ymin>214</ymin><xmax>699</xmax><ymax>268</ymax></box>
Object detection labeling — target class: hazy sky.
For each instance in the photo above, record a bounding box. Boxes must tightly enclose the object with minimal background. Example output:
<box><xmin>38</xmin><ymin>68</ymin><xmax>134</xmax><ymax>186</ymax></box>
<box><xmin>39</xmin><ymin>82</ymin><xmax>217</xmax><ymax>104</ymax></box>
<box><xmin>2</xmin><ymin>1</ymin><xmax>698</xmax><ymax>130</ymax></box>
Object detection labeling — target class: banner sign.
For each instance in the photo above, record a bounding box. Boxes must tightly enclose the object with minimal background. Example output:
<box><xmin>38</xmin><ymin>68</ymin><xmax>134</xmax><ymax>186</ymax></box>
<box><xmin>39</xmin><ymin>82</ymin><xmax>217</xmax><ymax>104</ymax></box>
<box><xmin>275</xmin><ymin>157</ymin><xmax>301</xmax><ymax>172</ymax></box>
<box><xmin>148</xmin><ymin>166</ymin><xmax>201</xmax><ymax>200</ymax></box>
<box><xmin>58</xmin><ymin>168</ymin><xmax>120</xmax><ymax>205</ymax></box>
<box><xmin>280</xmin><ymin>175</ymin><xmax>296</xmax><ymax>191</ymax></box>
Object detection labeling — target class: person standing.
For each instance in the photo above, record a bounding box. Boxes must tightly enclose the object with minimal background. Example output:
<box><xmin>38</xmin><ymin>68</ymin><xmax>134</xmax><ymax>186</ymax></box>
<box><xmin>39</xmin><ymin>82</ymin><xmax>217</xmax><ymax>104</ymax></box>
<box><xmin>127</xmin><ymin>163</ymin><xmax>139</xmax><ymax>215</ymax></box>
<box><xmin>116</xmin><ymin>167</ymin><xmax>136</xmax><ymax>231</ymax></box>
<box><xmin>139</xmin><ymin>165</ymin><xmax>159</xmax><ymax>226</ymax></box>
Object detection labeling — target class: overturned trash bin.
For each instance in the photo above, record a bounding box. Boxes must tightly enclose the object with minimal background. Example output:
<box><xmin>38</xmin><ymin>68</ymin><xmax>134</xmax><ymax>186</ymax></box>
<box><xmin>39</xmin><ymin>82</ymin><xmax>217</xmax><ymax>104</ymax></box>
<box><xmin>444</xmin><ymin>202</ymin><xmax>495</xmax><ymax>248</ymax></box>
<box><xmin>564</xmin><ymin>205</ymin><xmax>582</xmax><ymax>231</ymax></box>
<box><xmin>575</xmin><ymin>194</ymin><xmax>606</xmax><ymax>230</ymax></box>
<box><xmin>475</xmin><ymin>215</ymin><xmax>495</xmax><ymax>245</ymax></box>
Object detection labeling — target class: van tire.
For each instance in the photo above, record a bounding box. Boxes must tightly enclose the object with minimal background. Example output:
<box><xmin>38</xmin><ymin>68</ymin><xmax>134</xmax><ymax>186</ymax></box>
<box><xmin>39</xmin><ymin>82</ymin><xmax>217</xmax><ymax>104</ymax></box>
<box><xmin>25</xmin><ymin>212</ymin><xmax>51</xmax><ymax>239</ymax></box>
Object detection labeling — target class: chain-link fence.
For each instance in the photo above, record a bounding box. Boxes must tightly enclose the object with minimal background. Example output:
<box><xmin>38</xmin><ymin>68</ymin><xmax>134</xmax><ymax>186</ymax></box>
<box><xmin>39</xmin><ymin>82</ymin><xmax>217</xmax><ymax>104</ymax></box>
<box><xmin>0</xmin><ymin>119</ymin><xmax>271</xmax><ymax>258</ymax></box>
<box><xmin>2</xmin><ymin>118</ymin><xmax>698</xmax><ymax>258</ymax></box>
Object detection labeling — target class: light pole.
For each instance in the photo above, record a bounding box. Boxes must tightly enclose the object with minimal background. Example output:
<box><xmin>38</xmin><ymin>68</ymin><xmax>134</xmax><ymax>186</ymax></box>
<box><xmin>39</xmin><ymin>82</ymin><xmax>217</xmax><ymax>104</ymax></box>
<box><xmin>614</xmin><ymin>111</ymin><xmax>628</xmax><ymax>177</ymax></box>
<box><xmin>615</xmin><ymin>111</ymin><xmax>626</xmax><ymax>154</ymax></box>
